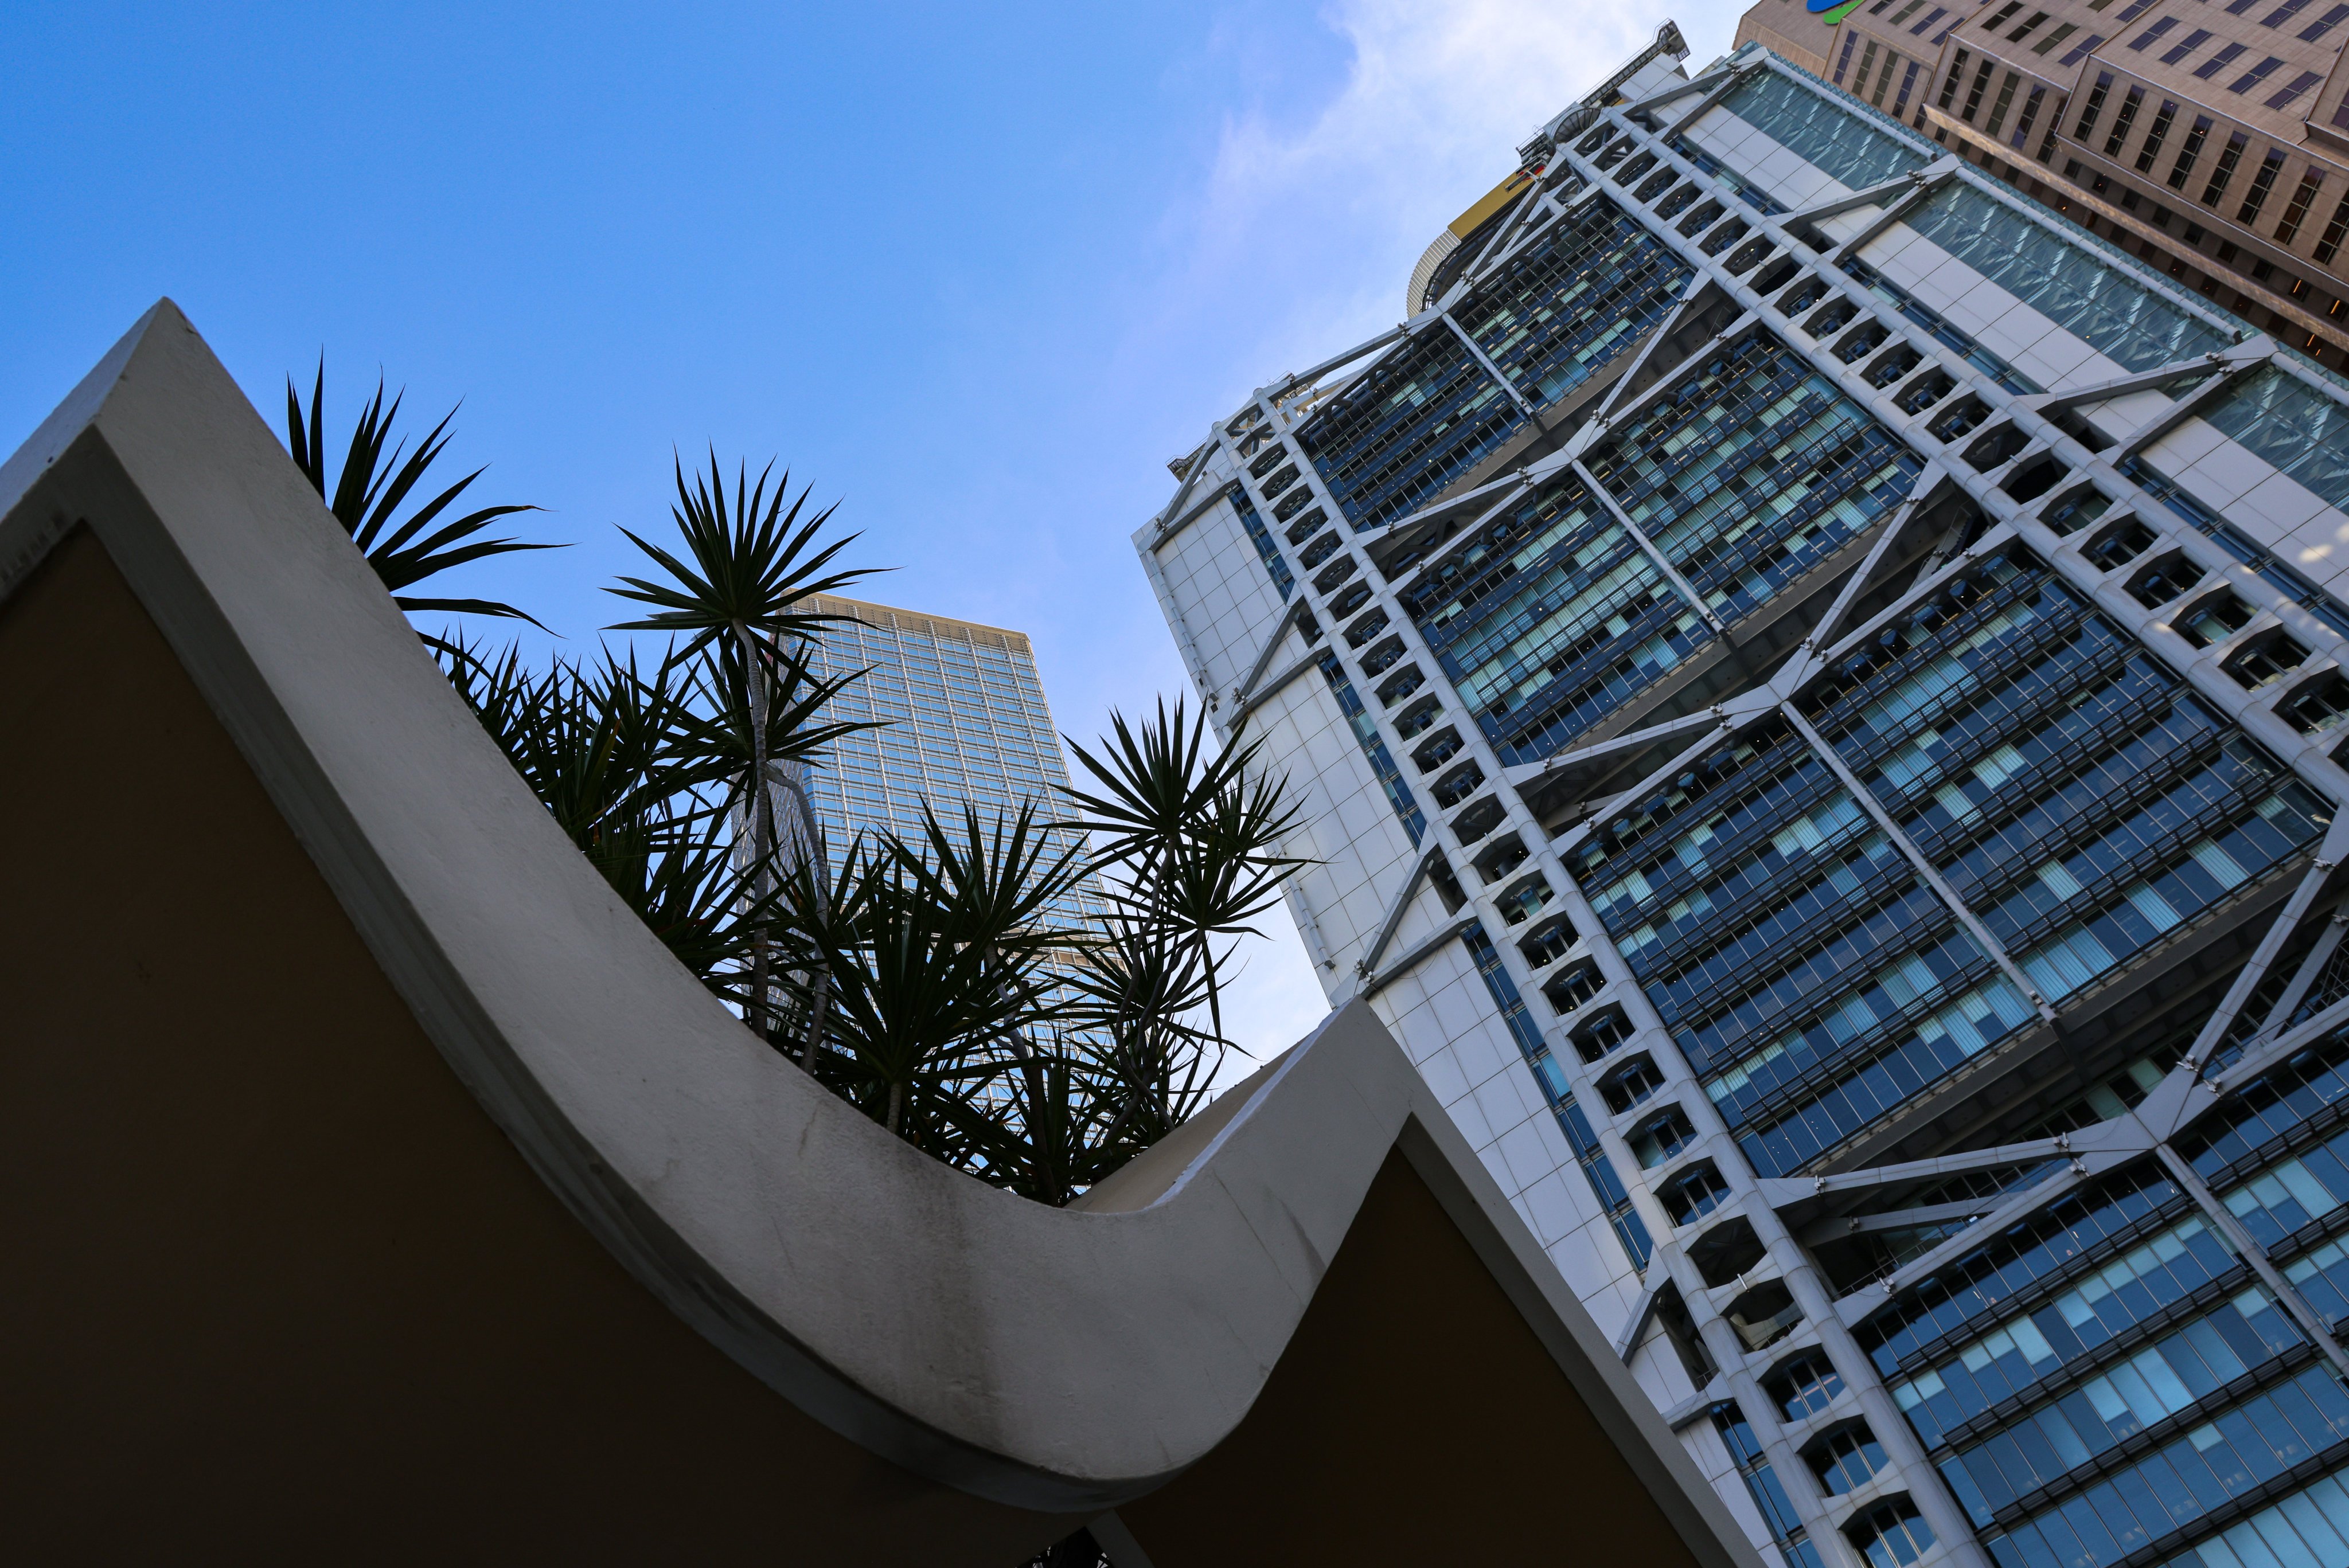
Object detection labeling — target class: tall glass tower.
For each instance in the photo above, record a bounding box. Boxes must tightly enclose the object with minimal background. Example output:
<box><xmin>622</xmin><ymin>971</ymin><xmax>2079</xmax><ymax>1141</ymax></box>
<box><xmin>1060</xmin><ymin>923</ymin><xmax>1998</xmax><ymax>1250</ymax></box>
<box><xmin>793</xmin><ymin>593</ymin><xmax>1099</xmax><ymax>930</ymax></box>
<box><xmin>1140</xmin><ymin>24</ymin><xmax>2349</xmax><ymax>1568</ymax></box>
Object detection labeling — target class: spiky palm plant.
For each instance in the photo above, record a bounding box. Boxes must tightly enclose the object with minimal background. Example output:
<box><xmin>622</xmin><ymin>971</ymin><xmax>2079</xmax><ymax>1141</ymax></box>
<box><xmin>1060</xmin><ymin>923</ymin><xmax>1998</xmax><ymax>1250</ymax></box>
<box><xmin>286</xmin><ymin>362</ymin><xmax>555</xmax><ymax>630</ymax></box>
<box><xmin>776</xmin><ymin>800</ymin><xmax>1090</xmax><ymax>1142</ymax></box>
<box><xmin>438</xmin><ymin>635</ymin><xmax>793</xmax><ymax>994</ymax></box>
<box><xmin>1064</xmin><ymin>699</ymin><xmax>1305</xmax><ymax>1045</ymax></box>
<box><xmin>606</xmin><ymin>453</ymin><xmax>879</xmax><ymax>1047</ymax></box>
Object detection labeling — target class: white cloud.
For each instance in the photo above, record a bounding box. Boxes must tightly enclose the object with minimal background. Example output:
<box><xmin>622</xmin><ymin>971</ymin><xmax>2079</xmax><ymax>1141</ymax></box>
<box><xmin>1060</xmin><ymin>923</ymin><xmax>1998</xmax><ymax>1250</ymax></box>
<box><xmin>1178</xmin><ymin>0</ymin><xmax>1740</xmax><ymax>381</ymax></box>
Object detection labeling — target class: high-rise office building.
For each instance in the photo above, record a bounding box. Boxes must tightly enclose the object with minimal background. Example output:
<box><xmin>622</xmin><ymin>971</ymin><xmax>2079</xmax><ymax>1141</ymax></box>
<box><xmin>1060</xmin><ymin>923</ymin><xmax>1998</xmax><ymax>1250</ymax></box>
<box><xmin>1140</xmin><ymin>26</ymin><xmax>2349</xmax><ymax>1568</ymax></box>
<box><xmin>1738</xmin><ymin>0</ymin><xmax>2349</xmax><ymax>371</ymax></box>
<box><xmin>791</xmin><ymin>595</ymin><xmax>1099</xmax><ymax>929</ymax></box>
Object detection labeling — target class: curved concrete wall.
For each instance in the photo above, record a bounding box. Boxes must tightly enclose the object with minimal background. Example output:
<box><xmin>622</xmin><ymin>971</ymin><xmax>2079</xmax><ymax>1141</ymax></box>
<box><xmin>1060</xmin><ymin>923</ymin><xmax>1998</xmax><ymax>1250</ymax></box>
<box><xmin>0</xmin><ymin>302</ymin><xmax>1767</xmax><ymax>1566</ymax></box>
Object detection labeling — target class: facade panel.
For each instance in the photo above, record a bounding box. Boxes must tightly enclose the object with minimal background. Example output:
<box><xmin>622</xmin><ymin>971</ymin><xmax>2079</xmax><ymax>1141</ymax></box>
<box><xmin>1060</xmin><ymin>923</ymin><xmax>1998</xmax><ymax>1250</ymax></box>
<box><xmin>794</xmin><ymin>595</ymin><xmax>1102</xmax><ymax>930</ymax></box>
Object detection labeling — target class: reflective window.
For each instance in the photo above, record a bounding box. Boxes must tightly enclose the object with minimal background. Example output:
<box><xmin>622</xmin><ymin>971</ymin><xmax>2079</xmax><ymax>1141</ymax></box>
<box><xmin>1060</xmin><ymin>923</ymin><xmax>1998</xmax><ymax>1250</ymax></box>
<box><xmin>1450</xmin><ymin>195</ymin><xmax>1689</xmax><ymax>408</ymax></box>
<box><xmin>1767</xmin><ymin>1347</ymin><xmax>1847</xmax><ymax>1421</ymax></box>
<box><xmin>1886</xmin><ymin>1215</ymin><xmax>2257</xmax><ymax>1446</ymax></box>
<box><xmin>1317</xmin><ymin>655</ymin><xmax>1424</xmax><ymax>843</ymax></box>
<box><xmin>2151</xmin><ymin>1466</ymin><xmax>2349</xmax><ymax>1566</ymax></box>
<box><xmin>1809</xmin><ymin>1423</ymin><xmax>1892</xmax><ymax>1495</ymax></box>
<box><xmin>1859</xmin><ymin>1162</ymin><xmax>2184</xmax><ymax>1373</ymax></box>
<box><xmin>1982</xmin><ymin>1364</ymin><xmax>2349</xmax><ymax>1566</ymax></box>
<box><xmin>1230</xmin><ymin>486</ymin><xmax>1293</xmax><ymax>600</ymax></box>
<box><xmin>1849</xmin><ymin>1499</ymin><xmax>1936</xmax><ymax>1567</ymax></box>
<box><xmin>1464</xmin><ymin>925</ymin><xmax>1652</xmax><ymax>1272</ymax></box>
<box><xmin>1934</xmin><ymin>1288</ymin><xmax>2303</xmax><ymax>1523</ymax></box>
<box><xmin>1297</xmin><ymin>323</ymin><xmax>1522</xmax><ymax>532</ymax></box>
<box><xmin>1899</xmin><ymin>183</ymin><xmax>2231</xmax><ymax>371</ymax></box>
<box><xmin>1715</xmin><ymin>1402</ymin><xmax>1830</xmax><ymax>1568</ymax></box>
<box><xmin>2200</xmin><ymin>365</ymin><xmax>2349</xmax><ymax>517</ymax></box>
<box><xmin>1708</xmin><ymin>69</ymin><xmax>1926</xmax><ymax>190</ymax></box>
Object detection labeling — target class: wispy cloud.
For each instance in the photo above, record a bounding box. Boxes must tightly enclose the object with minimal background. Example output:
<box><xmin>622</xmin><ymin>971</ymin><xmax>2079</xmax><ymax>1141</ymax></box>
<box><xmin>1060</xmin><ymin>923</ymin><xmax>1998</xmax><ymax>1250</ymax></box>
<box><xmin>1170</xmin><ymin>0</ymin><xmax>1730</xmax><ymax>388</ymax></box>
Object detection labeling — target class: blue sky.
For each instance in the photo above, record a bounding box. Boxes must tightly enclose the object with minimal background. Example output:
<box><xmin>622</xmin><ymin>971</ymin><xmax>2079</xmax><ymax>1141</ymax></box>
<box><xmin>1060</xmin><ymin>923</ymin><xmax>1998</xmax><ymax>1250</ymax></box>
<box><xmin>1</xmin><ymin>0</ymin><xmax>1746</xmax><ymax>1067</ymax></box>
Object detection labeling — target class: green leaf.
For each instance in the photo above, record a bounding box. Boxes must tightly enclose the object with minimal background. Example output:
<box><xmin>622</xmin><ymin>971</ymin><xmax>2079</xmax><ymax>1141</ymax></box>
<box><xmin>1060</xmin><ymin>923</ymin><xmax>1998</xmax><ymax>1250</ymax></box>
<box><xmin>284</xmin><ymin>358</ymin><xmax>560</xmax><ymax>626</ymax></box>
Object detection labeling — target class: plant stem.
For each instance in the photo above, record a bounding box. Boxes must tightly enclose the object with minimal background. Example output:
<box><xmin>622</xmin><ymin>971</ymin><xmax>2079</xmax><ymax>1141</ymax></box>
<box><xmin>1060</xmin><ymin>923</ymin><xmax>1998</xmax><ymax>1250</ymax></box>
<box><xmin>736</xmin><ymin>620</ymin><xmax>779</xmax><ymax>1043</ymax></box>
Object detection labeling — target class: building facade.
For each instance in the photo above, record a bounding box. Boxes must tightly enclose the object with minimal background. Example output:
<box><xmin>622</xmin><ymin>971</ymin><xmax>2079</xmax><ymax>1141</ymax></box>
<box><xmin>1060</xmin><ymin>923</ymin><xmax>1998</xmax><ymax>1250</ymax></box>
<box><xmin>1738</xmin><ymin>0</ymin><xmax>2349</xmax><ymax>372</ymax></box>
<box><xmin>1139</xmin><ymin>26</ymin><xmax>2349</xmax><ymax>1568</ymax></box>
<box><xmin>790</xmin><ymin>595</ymin><xmax>1099</xmax><ymax>928</ymax></box>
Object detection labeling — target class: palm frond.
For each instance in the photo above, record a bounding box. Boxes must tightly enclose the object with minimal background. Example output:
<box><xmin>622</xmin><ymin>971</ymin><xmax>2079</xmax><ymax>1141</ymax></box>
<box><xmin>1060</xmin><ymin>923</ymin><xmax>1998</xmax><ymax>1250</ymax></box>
<box><xmin>285</xmin><ymin>358</ymin><xmax>559</xmax><ymax>626</ymax></box>
<box><xmin>605</xmin><ymin>449</ymin><xmax>880</xmax><ymax>651</ymax></box>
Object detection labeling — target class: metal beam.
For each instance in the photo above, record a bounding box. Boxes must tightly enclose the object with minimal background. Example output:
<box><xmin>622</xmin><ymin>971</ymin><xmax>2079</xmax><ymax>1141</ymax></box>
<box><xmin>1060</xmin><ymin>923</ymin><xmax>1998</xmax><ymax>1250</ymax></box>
<box><xmin>1827</xmin><ymin>161</ymin><xmax>1961</xmax><ymax>264</ymax></box>
<box><xmin>1782</xmin><ymin>705</ymin><xmax>2060</xmax><ymax>1025</ymax></box>
<box><xmin>1663</xmin><ymin>62</ymin><xmax>1762</xmax><ymax>141</ymax></box>
<box><xmin>1229</xmin><ymin>647</ymin><xmax>1322</xmax><ymax>734</ymax></box>
<box><xmin>2159</xmin><ymin>1144</ymin><xmax>2349</xmax><ymax>1381</ymax></box>
<box><xmin>1613</xmin><ymin>1286</ymin><xmax>1661</xmax><ymax>1361</ymax></box>
<box><xmin>1231</xmin><ymin>599</ymin><xmax>1305</xmax><ymax>709</ymax></box>
<box><xmin>2183</xmin><ymin>823</ymin><xmax>2348</xmax><ymax>1072</ymax></box>
<box><xmin>2210</xmin><ymin>988</ymin><xmax>2349</xmax><ymax>1099</ymax></box>
<box><xmin>1148</xmin><ymin>425</ymin><xmax>1219</xmax><ymax>539</ymax></box>
<box><xmin>1571</xmin><ymin>457</ymin><xmax>1728</xmax><ymax>635</ymax></box>
<box><xmin>1376</xmin><ymin>466</ymin><xmax>1543</xmax><ymax>556</ymax></box>
<box><xmin>2022</xmin><ymin>351</ymin><xmax>2238</xmax><ymax>414</ymax></box>
<box><xmin>1504</xmin><ymin>709</ymin><xmax>1727</xmax><ymax>789</ymax></box>
<box><xmin>1149</xmin><ymin>480</ymin><xmax>1234</xmax><ymax>553</ymax></box>
<box><xmin>1582</xmin><ymin>310</ymin><xmax>1761</xmax><ymax>441</ymax></box>
<box><xmin>1441</xmin><ymin>312</ymin><xmax>1535</xmax><ymax>417</ymax></box>
<box><xmin>2253</xmin><ymin>909</ymin><xmax>2349</xmax><ymax>1044</ymax></box>
<box><xmin>1798</xmin><ymin>1193</ymin><xmax>2020</xmax><ymax>1246</ymax></box>
<box><xmin>1781</xmin><ymin>169</ymin><xmax>1926</xmax><ymax>230</ymax></box>
<box><xmin>1265</xmin><ymin>318</ymin><xmax>1426</xmax><ymax>405</ymax></box>
<box><xmin>1591</xmin><ymin>274</ymin><xmax>1714</xmax><ymax>423</ymax></box>
<box><xmin>1780</xmin><ymin>466</ymin><xmax>1950</xmax><ymax>687</ymax></box>
<box><xmin>1758</xmin><ymin>1123</ymin><xmax>2149</xmax><ymax>1207</ymax></box>
<box><xmin>2118</xmin><ymin>346</ymin><xmax>2273</xmax><ymax>456</ymax></box>
<box><xmin>1358</xmin><ymin>846</ymin><xmax>1443</xmax><ymax>979</ymax></box>
<box><xmin>1361</xmin><ymin>916</ymin><xmax>1477</xmax><ymax>998</ymax></box>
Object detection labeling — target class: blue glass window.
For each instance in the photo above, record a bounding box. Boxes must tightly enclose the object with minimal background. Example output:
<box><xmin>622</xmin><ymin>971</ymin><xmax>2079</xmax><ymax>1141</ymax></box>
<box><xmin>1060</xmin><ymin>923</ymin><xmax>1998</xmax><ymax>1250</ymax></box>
<box><xmin>1850</xmin><ymin>1499</ymin><xmax>1936</xmax><ymax>1567</ymax></box>
<box><xmin>1898</xmin><ymin>183</ymin><xmax>2232</xmax><ymax>372</ymax></box>
<box><xmin>2149</xmin><ymin>1464</ymin><xmax>2349</xmax><ymax>1565</ymax></box>
<box><xmin>1715</xmin><ymin>1402</ymin><xmax>1831</xmax><ymax>1568</ymax></box>
<box><xmin>1859</xmin><ymin>1162</ymin><xmax>2186</xmax><ymax>1372</ymax></box>
<box><xmin>1709</xmin><ymin>69</ymin><xmax>1926</xmax><ymax>191</ymax></box>
<box><xmin>1404</xmin><ymin>470</ymin><xmax>1706</xmax><ymax>767</ymax></box>
<box><xmin>1410</xmin><ymin>329</ymin><xmax>1918</xmax><ymax>771</ymax></box>
<box><xmin>1933</xmin><ymin>1288</ymin><xmax>2305</xmax><ymax>1523</ymax></box>
<box><xmin>1886</xmin><ymin>1215</ymin><xmax>2260</xmax><ymax>1447</ymax></box>
<box><xmin>1574</xmin><ymin>546</ymin><xmax>2324</xmax><ymax>1178</ymax></box>
<box><xmin>1449</xmin><ymin>195</ymin><xmax>1690</xmax><ymax>408</ymax></box>
<box><xmin>1296</xmin><ymin>323</ymin><xmax>1524</xmax><ymax>532</ymax></box>
<box><xmin>1982</xmin><ymin>1363</ymin><xmax>2349</xmax><ymax>1565</ymax></box>
<box><xmin>2198</xmin><ymin>366</ymin><xmax>2349</xmax><ymax>515</ymax></box>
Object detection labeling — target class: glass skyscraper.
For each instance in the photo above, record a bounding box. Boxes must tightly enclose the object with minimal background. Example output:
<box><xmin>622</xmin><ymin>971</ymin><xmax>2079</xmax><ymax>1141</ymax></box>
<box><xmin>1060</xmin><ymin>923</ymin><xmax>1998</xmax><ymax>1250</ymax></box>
<box><xmin>793</xmin><ymin>593</ymin><xmax>1101</xmax><ymax>930</ymax></box>
<box><xmin>1139</xmin><ymin>24</ymin><xmax>2349</xmax><ymax>1568</ymax></box>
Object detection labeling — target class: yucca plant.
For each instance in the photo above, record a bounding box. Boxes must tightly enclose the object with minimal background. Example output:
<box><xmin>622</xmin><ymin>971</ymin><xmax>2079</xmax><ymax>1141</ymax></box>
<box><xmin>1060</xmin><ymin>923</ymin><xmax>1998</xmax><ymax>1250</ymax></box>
<box><xmin>1064</xmin><ymin>699</ymin><xmax>1306</xmax><ymax>1045</ymax></box>
<box><xmin>286</xmin><ymin>362</ymin><xmax>555</xmax><ymax>632</ymax></box>
<box><xmin>607</xmin><ymin>453</ymin><xmax>879</xmax><ymax>1047</ymax></box>
<box><xmin>775</xmin><ymin>800</ymin><xmax>1090</xmax><ymax>1144</ymax></box>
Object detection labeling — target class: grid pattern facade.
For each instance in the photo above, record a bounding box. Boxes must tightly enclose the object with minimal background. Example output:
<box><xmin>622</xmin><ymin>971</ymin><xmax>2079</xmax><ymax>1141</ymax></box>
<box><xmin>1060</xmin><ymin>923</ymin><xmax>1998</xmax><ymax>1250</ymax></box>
<box><xmin>796</xmin><ymin>595</ymin><xmax>1099</xmax><ymax>930</ymax></box>
<box><xmin>1139</xmin><ymin>34</ymin><xmax>2349</xmax><ymax>1568</ymax></box>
